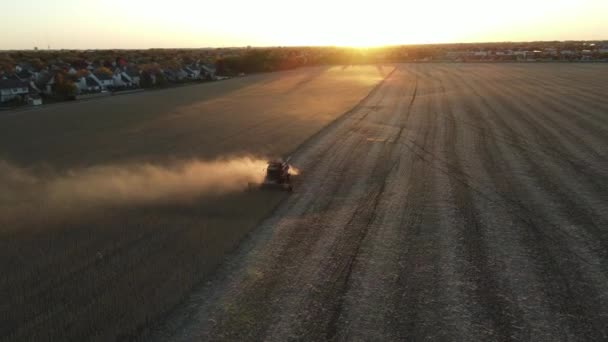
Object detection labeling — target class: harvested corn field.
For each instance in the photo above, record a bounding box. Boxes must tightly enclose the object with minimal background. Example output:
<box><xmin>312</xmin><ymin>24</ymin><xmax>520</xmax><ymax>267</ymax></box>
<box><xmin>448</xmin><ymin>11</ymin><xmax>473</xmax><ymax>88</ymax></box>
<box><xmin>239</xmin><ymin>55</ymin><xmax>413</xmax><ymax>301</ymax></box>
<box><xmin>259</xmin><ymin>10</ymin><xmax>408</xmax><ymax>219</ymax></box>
<box><xmin>153</xmin><ymin>63</ymin><xmax>608</xmax><ymax>342</ymax></box>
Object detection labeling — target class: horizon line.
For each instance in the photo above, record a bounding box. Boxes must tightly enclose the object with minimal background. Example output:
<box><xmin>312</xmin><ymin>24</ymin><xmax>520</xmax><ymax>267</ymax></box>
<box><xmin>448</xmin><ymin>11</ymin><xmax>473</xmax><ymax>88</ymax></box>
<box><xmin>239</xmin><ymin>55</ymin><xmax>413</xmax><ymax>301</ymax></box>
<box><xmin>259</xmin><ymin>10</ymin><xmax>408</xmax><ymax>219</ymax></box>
<box><xmin>2</xmin><ymin>39</ymin><xmax>608</xmax><ymax>52</ymax></box>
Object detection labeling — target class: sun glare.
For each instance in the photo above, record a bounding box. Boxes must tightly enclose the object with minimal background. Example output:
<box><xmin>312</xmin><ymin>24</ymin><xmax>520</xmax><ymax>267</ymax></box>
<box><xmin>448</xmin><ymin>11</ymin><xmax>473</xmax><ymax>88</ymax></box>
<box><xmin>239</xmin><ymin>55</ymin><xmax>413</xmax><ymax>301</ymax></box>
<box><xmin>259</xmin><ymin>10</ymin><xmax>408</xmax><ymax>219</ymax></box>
<box><xmin>161</xmin><ymin>0</ymin><xmax>603</xmax><ymax>48</ymax></box>
<box><xmin>1</xmin><ymin>0</ymin><xmax>606</xmax><ymax>49</ymax></box>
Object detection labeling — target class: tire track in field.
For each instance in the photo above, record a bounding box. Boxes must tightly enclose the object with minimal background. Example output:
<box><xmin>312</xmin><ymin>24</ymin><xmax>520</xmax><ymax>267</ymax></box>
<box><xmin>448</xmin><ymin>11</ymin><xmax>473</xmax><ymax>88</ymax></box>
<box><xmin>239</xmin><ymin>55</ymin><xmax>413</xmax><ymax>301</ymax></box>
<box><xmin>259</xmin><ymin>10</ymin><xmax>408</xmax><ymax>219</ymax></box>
<box><xmin>504</xmin><ymin>71</ymin><xmax>608</xmax><ymax>133</ymax></box>
<box><xmin>386</xmin><ymin>74</ymin><xmax>450</xmax><ymax>339</ymax></box>
<box><xmin>451</xmin><ymin>66</ymin><xmax>608</xmax><ymax>340</ymax></box>
<box><xmin>508</xmin><ymin>65</ymin><xmax>608</xmax><ymax>102</ymax></box>
<box><xmin>152</xmin><ymin>69</ymin><xmax>406</xmax><ymax>341</ymax></box>
<box><xmin>414</xmin><ymin>65</ymin><xmax>582</xmax><ymax>339</ymax></box>
<box><xmin>509</xmin><ymin>65</ymin><xmax>608</xmax><ymax>123</ymax></box>
<box><xmin>205</xmin><ymin>134</ymin><xmax>371</xmax><ymax>340</ymax></box>
<box><xmin>436</xmin><ymin>71</ymin><xmax>523</xmax><ymax>340</ymax></box>
<box><xmin>463</xmin><ymin>67</ymin><xmax>608</xmax><ymax>229</ymax></box>
<box><xmin>152</xmin><ymin>64</ymin><xmax>608</xmax><ymax>342</ymax></box>
<box><xmin>482</xmin><ymin>65</ymin><xmax>608</xmax><ymax>134</ymax></box>
<box><xmin>276</xmin><ymin>69</ymin><xmax>415</xmax><ymax>341</ymax></box>
<box><xmin>465</xmin><ymin>66</ymin><xmax>606</xmax><ymax>161</ymax></box>
<box><xmin>321</xmin><ymin>67</ymin><xmax>422</xmax><ymax>341</ymax></box>
<box><xmin>474</xmin><ymin>64</ymin><xmax>608</xmax><ymax>118</ymax></box>
<box><xmin>463</xmin><ymin>67</ymin><xmax>608</xmax><ymax>198</ymax></box>
<box><xmin>320</xmin><ymin>71</ymin><xmax>416</xmax><ymax>340</ymax></box>
<box><xmin>544</xmin><ymin>67</ymin><xmax>608</xmax><ymax>97</ymax></box>
<box><xmin>432</xmin><ymin>66</ymin><xmax>606</xmax><ymax>178</ymax></box>
<box><xmin>439</xmin><ymin>66</ymin><xmax>607</xmax><ymax>217</ymax></box>
<box><xmin>452</xmin><ymin>66</ymin><xmax>608</xmax><ymax>259</ymax></box>
<box><xmin>463</xmin><ymin>65</ymin><xmax>608</xmax><ymax>229</ymax></box>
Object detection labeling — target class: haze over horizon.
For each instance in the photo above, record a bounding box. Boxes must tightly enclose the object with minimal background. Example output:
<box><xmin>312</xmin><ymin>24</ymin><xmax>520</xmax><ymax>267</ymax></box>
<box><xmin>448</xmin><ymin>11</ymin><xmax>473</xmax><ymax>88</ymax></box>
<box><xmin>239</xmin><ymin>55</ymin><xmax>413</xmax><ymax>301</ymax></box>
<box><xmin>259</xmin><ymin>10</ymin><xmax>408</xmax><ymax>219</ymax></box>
<box><xmin>1</xmin><ymin>0</ymin><xmax>607</xmax><ymax>49</ymax></box>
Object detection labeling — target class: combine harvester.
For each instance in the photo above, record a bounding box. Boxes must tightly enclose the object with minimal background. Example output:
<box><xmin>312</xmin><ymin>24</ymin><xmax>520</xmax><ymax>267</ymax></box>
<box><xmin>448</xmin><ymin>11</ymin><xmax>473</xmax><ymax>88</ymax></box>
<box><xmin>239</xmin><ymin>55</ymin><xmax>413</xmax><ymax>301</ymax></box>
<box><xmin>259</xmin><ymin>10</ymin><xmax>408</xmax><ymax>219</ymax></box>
<box><xmin>250</xmin><ymin>158</ymin><xmax>294</xmax><ymax>192</ymax></box>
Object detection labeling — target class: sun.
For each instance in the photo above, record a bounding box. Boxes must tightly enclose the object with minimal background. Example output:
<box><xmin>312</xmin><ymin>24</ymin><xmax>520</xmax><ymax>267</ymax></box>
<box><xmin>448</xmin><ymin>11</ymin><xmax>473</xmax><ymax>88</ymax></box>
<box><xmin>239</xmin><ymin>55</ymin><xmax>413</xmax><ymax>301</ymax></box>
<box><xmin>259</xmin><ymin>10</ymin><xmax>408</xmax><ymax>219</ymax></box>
<box><xmin>247</xmin><ymin>1</ymin><xmax>457</xmax><ymax>47</ymax></box>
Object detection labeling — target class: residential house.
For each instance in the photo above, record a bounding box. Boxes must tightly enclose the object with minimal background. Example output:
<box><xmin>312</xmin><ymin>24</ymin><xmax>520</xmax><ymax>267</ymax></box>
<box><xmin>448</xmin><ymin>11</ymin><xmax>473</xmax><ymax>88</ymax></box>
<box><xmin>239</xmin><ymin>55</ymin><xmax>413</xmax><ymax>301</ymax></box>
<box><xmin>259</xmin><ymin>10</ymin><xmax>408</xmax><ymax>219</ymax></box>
<box><xmin>3</xmin><ymin>73</ymin><xmax>21</xmax><ymax>81</ymax></box>
<box><xmin>112</xmin><ymin>69</ymin><xmax>129</xmax><ymax>88</ymax></box>
<box><xmin>73</xmin><ymin>76</ymin><xmax>87</xmax><ymax>93</ymax></box>
<box><xmin>34</xmin><ymin>71</ymin><xmax>53</xmax><ymax>95</ymax></box>
<box><xmin>527</xmin><ymin>50</ymin><xmax>543</xmax><ymax>61</ymax></box>
<box><xmin>112</xmin><ymin>67</ymin><xmax>141</xmax><ymax>88</ymax></box>
<box><xmin>74</xmin><ymin>75</ymin><xmax>103</xmax><ymax>93</ymax></box>
<box><xmin>162</xmin><ymin>69</ymin><xmax>178</xmax><ymax>82</ymax></box>
<box><xmin>543</xmin><ymin>48</ymin><xmax>558</xmax><ymax>56</ymax></box>
<box><xmin>15</xmin><ymin>69</ymin><xmax>34</xmax><ymax>82</ymax></box>
<box><xmin>513</xmin><ymin>50</ymin><xmax>526</xmax><ymax>57</ymax></box>
<box><xmin>119</xmin><ymin>74</ymin><xmax>133</xmax><ymax>87</ymax></box>
<box><xmin>51</xmin><ymin>62</ymin><xmax>71</xmax><ymax>72</ymax></box>
<box><xmin>125</xmin><ymin>68</ymin><xmax>140</xmax><ymax>86</ymax></box>
<box><xmin>85</xmin><ymin>77</ymin><xmax>102</xmax><ymax>93</ymax></box>
<box><xmin>183</xmin><ymin>66</ymin><xmax>201</xmax><ymax>80</ymax></box>
<box><xmin>15</xmin><ymin>63</ymin><xmax>36</xmax><ymax>74</ymax></box>
<box><xmin>0</xmin><ymin>79</ymin><xmax>29</xmax><ymax>103</ymax></box>
<box><xmin>43</xmin><ymin>74</ymin><xmax>56</xmax><ymax>95</ymax></box>
<box><xmin>201</xmin><ymin>64</ymin><xmax>217</xmax><ymax>79</ymax></box>
<box><xmin>163</xmin><ymin>68</ymin><xmax>187</xmax><ymax>82</ymax></box>
<box><xmin>91</xmin><ymin>72</ymin><xmax>114</xmax><ymax>90</ymax></box>
<box><xmin>446</xmin><ymin>51</ymin><xmax>467</xmax><ymax>59</ymax></box>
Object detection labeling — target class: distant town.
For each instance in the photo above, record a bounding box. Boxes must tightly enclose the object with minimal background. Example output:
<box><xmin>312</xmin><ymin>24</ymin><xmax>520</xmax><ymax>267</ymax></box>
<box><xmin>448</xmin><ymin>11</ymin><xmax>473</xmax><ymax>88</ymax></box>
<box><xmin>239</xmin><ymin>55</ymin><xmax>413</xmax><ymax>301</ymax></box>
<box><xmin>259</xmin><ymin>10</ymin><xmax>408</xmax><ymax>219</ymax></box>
<box><xmin>1</xmin><ymin>41</ymin><xmax>606</xmax><ymax>108</ymax></box>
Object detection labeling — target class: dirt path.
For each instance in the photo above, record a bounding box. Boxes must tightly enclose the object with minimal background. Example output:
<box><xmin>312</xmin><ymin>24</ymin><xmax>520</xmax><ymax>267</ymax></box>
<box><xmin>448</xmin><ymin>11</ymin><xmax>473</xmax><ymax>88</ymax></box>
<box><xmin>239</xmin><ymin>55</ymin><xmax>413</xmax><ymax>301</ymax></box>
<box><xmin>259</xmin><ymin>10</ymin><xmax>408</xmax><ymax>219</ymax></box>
<box><xmin>152</xmin><ymin>64</ymin><xmax>608</xmax><ymax>341</ymax></box>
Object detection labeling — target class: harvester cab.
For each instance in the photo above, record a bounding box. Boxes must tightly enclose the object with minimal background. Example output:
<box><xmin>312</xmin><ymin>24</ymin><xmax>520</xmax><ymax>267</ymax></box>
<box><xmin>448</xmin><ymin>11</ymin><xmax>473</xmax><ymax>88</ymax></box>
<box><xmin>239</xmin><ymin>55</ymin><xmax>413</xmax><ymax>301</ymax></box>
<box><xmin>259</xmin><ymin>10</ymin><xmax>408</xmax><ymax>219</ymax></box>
<box><xmin>261</xmin><ymin>159</ymin><xmax>293</xmax><ymax>191</ymax></box>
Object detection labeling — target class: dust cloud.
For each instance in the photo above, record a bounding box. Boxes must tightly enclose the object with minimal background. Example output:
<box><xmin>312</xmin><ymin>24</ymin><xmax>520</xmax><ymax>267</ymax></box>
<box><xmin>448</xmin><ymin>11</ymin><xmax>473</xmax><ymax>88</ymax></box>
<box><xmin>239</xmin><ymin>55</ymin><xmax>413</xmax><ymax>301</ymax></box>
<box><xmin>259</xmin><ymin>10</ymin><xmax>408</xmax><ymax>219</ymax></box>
<box><xmin>0</xmin><ymin>157</ymin><xmax>267</xmax><ymax>227</ymax></box>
